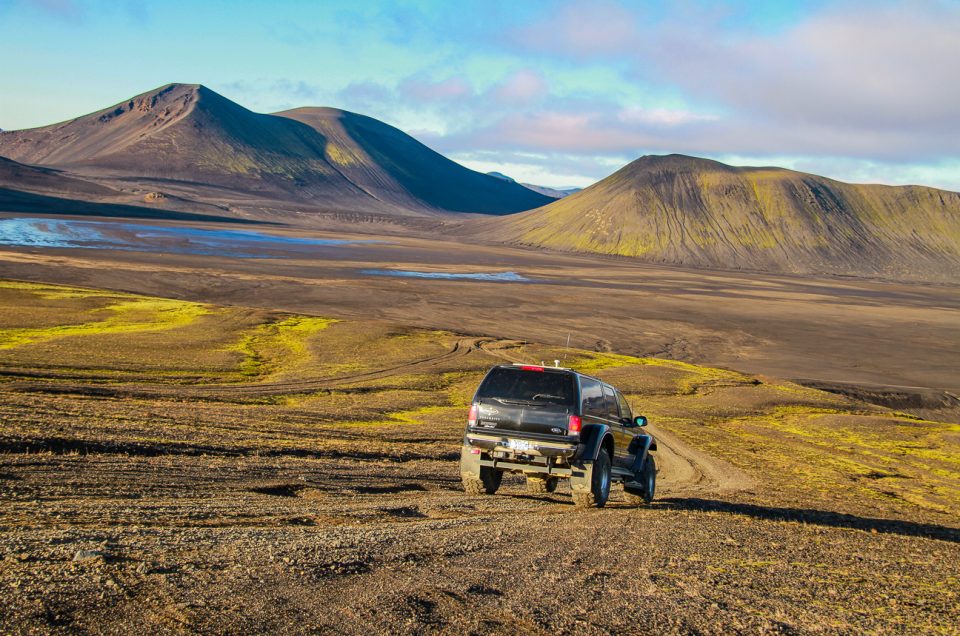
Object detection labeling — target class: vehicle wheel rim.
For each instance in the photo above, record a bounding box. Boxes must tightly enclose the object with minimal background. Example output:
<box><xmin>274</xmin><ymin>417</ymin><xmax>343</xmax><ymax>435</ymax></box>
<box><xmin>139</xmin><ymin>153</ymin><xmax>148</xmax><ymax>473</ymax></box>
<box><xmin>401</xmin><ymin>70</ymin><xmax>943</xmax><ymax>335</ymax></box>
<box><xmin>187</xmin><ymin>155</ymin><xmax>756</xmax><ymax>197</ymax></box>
<box><xmin>600</xmin><ymin>467</ymin><xmax>610</xmax><ymax>496</ymax></box>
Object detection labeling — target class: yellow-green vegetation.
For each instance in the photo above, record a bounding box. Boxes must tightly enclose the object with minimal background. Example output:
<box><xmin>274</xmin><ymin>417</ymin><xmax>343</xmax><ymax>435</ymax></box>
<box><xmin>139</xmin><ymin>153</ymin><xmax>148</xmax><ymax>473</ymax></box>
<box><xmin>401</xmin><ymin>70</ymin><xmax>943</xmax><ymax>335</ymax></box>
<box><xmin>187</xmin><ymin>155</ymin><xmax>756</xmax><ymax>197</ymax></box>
<box><xmin>226</xmin><ymin>316</ymin><xmax>336</xmax><ymax>379</ymax></box>
<box><xmin>542</xmin><ymin>349</ymin><xmax>753</xmax><ymax>395</ymax></box>
<box><xmin>325</xmin><ymin>142</ymin><xmax>365</xmax><ymax>167</ymax></box>
<box><xmin>0</xmin><ymin>281</ymin><xmax>211</xmax><ymax>350</ymax></box>
<box><xmin>493</xmin><ymin>154</ymin><xmax>960</xmax><ymax>281</ymax></box>
<box><xmin>640</xmin><ymin>386</ymin><xmax>960</xmax><ymax>516</ymax></box>
<box><xmin>1</xmin><ymin>279</ymin><xmax>957</xmax><ymax>522</ymax></box>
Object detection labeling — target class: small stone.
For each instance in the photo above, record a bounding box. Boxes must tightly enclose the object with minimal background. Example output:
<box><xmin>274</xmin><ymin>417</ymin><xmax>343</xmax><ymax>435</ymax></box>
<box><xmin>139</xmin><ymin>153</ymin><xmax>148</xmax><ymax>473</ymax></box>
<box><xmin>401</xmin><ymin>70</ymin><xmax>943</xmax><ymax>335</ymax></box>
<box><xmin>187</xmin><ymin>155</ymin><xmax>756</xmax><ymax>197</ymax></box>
<box><xmin>73</xmin><ymin>549</ymin><xmax>106</xmax><ymax>562</ymax></box>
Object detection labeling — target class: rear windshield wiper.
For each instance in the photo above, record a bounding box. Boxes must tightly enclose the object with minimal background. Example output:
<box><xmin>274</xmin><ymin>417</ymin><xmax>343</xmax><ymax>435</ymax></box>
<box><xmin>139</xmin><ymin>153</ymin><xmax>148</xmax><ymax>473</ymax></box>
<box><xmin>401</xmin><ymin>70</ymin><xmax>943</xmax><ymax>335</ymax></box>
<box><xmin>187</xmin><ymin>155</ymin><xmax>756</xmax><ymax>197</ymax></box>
<box><xmin>494</xmin><ymin>397</ymin><xmax>537</xmax><ymax>405</ymax></box>
<box><xmin>532</xmin><ymin>394</ymin><xmax>565</xmax><ymax>401</ymax></box>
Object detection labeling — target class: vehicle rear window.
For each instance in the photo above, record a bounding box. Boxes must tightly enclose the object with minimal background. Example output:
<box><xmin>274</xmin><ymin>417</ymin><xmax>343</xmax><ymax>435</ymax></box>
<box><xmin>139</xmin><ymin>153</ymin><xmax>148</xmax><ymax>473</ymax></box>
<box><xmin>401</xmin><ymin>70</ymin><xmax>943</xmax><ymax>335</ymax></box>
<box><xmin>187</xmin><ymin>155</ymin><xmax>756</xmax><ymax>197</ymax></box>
<box><xmin>616</xmin><ymin>390</ymin><xmax>632</xmax><ymax>421</ymax></box>
<box><xmin>602</xmin><ymin>384</ymin><xmax>620</xmax><ymax>420</ymax></box>
<box><xmin>476</xmin><ymin>368</ymin><xmax>577</xmax><ymax>406</ymax></box>
<box><xmin>580</xmin><ymin>376</ymin><xmax>605</xmax><ymax>417</ymax></box>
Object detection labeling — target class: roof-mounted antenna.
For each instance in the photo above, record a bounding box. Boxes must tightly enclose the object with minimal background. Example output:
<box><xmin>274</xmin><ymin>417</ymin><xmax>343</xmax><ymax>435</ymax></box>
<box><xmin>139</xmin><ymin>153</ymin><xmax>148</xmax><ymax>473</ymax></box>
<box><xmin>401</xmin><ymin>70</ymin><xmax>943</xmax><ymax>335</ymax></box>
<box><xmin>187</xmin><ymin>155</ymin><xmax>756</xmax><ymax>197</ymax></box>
<box><xmin>561</xmin><ymin>332</ymin><xmax>571</xmax><ymax>367</ymax></box>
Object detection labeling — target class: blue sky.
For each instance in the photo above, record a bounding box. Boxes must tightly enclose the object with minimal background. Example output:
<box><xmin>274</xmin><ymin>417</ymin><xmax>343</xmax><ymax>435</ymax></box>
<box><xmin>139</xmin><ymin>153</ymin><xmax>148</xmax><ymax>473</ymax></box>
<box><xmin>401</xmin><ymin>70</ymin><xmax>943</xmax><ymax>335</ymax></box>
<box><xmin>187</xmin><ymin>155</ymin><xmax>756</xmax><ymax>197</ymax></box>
<box><xmin>1</xmin><ymin>0</ymin><xmax>958</xmax><ymax>190</ymax></box>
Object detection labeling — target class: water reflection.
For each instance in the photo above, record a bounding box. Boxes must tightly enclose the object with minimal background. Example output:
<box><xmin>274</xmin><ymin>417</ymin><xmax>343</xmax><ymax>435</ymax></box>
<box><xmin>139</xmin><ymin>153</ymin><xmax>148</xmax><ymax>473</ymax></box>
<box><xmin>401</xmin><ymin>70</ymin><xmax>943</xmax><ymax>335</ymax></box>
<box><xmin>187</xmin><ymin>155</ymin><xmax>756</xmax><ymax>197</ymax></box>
<box><xmin>362</xmin><ymin>269</ymin><xmax>530</xmax><ymax>282</ymax></box>
<box><xmin>0</xmin><ymin>217</ymin><xmax>380</xmax><ymax>258</ymax></box>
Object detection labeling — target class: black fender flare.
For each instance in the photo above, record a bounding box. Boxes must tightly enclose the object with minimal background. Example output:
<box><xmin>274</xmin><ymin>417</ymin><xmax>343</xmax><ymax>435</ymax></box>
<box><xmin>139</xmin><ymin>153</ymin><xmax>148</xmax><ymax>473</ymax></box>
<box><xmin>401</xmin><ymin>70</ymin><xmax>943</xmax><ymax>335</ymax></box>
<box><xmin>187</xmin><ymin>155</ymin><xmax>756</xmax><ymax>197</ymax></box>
<box><xmin>628</xmin><ymin>434</ymin><xmax>656</xmax><ymax>472</ymax></box>
<box><xmin>576</xmin><ymin>423</ymin><xmax>613</xmax><ymax>462</ymax></box>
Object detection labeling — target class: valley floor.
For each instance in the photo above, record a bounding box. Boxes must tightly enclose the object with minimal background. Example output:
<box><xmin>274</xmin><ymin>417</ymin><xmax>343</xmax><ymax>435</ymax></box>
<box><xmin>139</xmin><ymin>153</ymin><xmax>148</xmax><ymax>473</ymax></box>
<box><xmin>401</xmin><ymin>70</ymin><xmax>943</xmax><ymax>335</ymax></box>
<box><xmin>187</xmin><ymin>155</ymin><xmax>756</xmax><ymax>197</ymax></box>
<box><xmin>0</xmin><ymin>281</ymin><xmax>957</xmax><ymax>634</ymax></box>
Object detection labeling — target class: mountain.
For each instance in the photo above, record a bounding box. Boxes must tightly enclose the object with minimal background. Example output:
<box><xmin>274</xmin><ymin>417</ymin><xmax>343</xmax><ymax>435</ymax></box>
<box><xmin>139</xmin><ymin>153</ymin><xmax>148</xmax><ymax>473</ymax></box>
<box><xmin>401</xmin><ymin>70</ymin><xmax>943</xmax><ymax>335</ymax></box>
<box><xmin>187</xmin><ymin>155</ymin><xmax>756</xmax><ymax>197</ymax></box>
<box><xmin>0</xmin><ymin>84</ymin><xmax>551</xmax><ymax>216</ymax></box>
<box><xmin>277</xmin><ymin>107</ymin><xmax>550</xmax><ymax>214</ymax></box>
<box><xmin>487</xmin><ymin>171</ymin><xmax>582</xmax><ymax>199</ymax></box>
<box><xmin>479</xmin><ymin>154</ymin><xmax>960</xmax><ymax>282</ymax></box>
<box><xmin>520</xmin><ymin>183</ymin><xmax>582</xmax><ymax>199</ymax></box>
<box><xmin>0</xmin><ymin>156</ymin><xmax>116</xmax><ymax>198</ymax></box>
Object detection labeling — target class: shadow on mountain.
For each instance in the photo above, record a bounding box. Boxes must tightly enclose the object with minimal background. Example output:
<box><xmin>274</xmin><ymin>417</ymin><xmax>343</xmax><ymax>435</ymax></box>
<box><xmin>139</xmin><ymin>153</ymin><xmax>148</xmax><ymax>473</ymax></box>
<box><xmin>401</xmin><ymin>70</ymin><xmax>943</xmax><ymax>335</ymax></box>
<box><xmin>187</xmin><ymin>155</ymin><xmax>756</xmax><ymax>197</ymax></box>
<box><xmin>661</xmin><ymin>497</ymin><xmax>960</xmax><ymax>543</ymax></box>
<box><xmin>334</xmin><ymin>109</ymin><xmax>551</xmax><ymax>214</ymax></box>
<box><xmin>0</xmin><ymin>188</ymin><xmax>267</xmax><ymax>225</ymax></box>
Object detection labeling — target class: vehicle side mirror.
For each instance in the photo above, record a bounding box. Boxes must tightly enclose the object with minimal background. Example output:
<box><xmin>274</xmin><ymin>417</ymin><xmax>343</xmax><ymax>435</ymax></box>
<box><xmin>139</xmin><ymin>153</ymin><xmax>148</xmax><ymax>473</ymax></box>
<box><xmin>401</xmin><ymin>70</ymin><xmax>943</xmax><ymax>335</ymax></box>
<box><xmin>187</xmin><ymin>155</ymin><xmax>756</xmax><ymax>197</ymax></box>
<box><xmin>633</xmin><ymin>415</ymin><xmax>648</xmax><ymax>427</ymax></box>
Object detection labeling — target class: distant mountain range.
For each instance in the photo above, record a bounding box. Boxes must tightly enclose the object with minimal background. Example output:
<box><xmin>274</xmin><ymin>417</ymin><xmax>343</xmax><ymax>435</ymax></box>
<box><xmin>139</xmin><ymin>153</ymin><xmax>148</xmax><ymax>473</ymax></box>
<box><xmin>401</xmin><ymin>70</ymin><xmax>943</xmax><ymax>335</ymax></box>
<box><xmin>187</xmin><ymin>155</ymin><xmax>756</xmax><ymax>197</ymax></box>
<box><xmin>486</xmin><ymin>171</ymin><xmax>582</xmax><ymax>199</ymax></box>
<box><xmin>1</xmin><ymin>85</ymin><xmax>959</xmax><ymax>281</ymax></box>
<box><xmin>0</xmin><ymin>83</ymin><xmax>551</xmax><ymax>216</ymax></box>
<box><xmin>478</xmin><ymin>154</ymin><xmax>960</xmax><ymax>282</ymax></box>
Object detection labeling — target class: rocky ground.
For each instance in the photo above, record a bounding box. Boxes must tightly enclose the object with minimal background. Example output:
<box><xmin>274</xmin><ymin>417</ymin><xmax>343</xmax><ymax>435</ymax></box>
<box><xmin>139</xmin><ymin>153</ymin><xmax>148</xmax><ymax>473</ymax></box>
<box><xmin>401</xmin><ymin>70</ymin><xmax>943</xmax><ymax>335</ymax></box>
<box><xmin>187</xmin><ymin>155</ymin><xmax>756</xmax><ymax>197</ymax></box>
<box><xmin>0</xmin><ymin>280</ymin><xmax>958</xmax><ymax>634</ymax></box>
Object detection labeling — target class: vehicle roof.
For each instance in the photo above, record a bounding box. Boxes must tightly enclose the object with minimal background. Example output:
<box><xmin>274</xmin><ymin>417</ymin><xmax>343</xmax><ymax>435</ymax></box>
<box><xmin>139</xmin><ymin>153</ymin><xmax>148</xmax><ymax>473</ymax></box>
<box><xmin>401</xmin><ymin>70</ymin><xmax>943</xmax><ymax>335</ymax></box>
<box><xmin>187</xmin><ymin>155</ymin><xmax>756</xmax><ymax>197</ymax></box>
<box><xmin>492</xmin><ymin>363</ymin><xmax>609</xmax><ymax>386</ymax></box>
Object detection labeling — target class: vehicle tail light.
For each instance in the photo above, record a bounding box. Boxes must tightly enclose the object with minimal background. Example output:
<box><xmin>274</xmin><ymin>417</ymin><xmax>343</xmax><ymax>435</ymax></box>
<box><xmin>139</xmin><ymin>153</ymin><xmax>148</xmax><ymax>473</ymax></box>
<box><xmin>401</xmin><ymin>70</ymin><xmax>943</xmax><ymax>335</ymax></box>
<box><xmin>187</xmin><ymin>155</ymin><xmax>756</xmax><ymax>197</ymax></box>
<box><xmin>520</xmin><ymin>365</ymin><xmax>544</xmax><ymax>372</ymax></box>
<box><xmin>568</xmin><ymin>414</ymin><xmax>582</xmax><ymax>434</ymax></box>
<box><xmin>469</xmin><ymin>447</ymin><xmax>481</xmax><ymax>455</ymax></box>
<box><xmin>468</xmin><ymin>403</ymin><xmax>479</xmax><ymax>427</ymax></box>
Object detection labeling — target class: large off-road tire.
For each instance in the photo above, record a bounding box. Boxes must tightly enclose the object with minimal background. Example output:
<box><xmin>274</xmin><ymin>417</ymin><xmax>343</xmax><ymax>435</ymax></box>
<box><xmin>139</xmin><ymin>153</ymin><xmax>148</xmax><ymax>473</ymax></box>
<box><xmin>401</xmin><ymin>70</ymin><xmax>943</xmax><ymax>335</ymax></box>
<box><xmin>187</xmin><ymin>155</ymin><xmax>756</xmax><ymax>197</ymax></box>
<box><xmin>624</xmin><ymin>455</ymin><xmax>656</xmax><ymax>506</ymax></box>
<box><xmin>462</xmin><ymin>466</ymin><xmax>503</xmax><ymax>495</ymax></box>
<box><xmin>526</xmin><ymin>476</ymin><xmax>559</xmax><ymax>494</ymax></box>
<box><xmin>572</xmin><ymin>450</ymin><xmax>611</xmax><ymax>508</ymax></box>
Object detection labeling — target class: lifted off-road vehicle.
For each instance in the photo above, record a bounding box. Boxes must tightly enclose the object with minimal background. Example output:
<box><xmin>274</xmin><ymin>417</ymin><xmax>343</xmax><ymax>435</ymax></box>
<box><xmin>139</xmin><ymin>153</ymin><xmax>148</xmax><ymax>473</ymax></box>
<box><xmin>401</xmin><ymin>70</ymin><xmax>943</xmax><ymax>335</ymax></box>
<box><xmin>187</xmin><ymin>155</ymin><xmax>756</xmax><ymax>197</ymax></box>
<box><xmin>460</xmin><ymin>364</ymin><xmax>657</xmax><ymax>508</ymax></box>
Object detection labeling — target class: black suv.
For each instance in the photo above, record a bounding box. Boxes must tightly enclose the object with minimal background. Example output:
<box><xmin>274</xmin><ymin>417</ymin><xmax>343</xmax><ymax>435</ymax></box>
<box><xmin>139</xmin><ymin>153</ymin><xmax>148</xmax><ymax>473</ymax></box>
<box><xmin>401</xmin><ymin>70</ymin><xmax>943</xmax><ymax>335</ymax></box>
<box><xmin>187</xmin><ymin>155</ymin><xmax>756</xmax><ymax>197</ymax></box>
<box><xmin>460</xmin><ymin>364</ymin><xmax>657</xmax><ymax>508</ymax></box>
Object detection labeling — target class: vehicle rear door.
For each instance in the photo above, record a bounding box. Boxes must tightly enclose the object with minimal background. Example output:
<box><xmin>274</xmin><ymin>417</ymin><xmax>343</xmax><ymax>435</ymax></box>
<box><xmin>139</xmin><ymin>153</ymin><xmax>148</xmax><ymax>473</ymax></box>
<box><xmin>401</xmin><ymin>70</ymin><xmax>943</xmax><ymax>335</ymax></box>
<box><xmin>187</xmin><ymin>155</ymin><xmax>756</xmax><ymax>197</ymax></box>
<box><xmin>614</xmin><ymin>389</ymin><xmax>639</xmax><ymax>466</ymax></box>
<box><xmin>473</xmin><ymin>367</ymin><xmax>576</xmax><ymax>439</ymax></box>
<box><xmin>603</xmin><ymin>383</ymin><xmax>632</xmax><ymax>468</ymax></box>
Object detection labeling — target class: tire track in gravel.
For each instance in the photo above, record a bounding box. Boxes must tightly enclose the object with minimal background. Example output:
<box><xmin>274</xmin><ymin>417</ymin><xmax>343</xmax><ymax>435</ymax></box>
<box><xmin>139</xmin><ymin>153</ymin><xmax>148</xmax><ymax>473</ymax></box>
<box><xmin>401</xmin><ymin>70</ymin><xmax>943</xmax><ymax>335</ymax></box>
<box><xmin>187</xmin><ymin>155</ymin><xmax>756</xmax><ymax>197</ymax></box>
<box><xmin>3</xmin><ymin>337</ymin><xmax>509</xmax><ymax>399</ymax></box>
<box><xmin>647</xmin><ymin>424</ymin><xmax>756</xmax><ymax>496</ymax></box>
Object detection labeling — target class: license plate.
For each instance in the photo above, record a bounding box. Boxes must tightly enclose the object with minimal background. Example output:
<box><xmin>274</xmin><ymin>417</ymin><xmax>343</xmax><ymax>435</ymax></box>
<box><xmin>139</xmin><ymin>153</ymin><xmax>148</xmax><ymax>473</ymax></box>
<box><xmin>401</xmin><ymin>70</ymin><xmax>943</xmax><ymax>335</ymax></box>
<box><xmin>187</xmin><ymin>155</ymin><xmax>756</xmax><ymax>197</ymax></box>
<box><xmin>508</xmin><ymin>439</ymin><xmax>532</xmax><ymax>451</ymax></box>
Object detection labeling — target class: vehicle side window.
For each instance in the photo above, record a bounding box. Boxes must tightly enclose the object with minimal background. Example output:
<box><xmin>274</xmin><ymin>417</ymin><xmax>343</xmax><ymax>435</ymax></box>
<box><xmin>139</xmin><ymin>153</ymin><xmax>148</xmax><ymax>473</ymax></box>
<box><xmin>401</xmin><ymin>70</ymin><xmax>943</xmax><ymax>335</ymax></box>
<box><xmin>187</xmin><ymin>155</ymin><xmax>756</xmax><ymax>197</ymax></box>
<box><xmin>601</xmin><ymin>384</ymin><xmax>620</xmax><ymax>421</ymax></box>
<box><xmin>579</xmin><ymin>377</ymin><xmax>605</xmax><ymax>417</ymax></box>
<box><xmin>616</xmin><ymin>390</ymin><xmax>632</xmax><ymax>422</ymax></box>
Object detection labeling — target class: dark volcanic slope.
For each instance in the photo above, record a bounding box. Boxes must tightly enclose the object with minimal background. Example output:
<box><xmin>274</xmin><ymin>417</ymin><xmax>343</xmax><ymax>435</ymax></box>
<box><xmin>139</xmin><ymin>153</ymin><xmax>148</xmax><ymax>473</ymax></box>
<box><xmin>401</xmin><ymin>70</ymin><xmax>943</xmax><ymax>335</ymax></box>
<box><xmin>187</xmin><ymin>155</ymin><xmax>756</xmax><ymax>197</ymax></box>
<box><xmin>0</xmin><ymin>84</ymin><xmax>551</xmax><ymax>215</ymax></box>
<box><xmin>0</xmin><ymin>156</ymin><xmax>116</xmax><ymax>197</ymax></box>
<box><xmin>483</xmin><ymin>154</ymin><xmax>960</xmax><ymax>282</ymax></box>
<box><xmin>277</xmin><ymin>108</ymin><xmax>550</xmax><ymax>214</ymax></box>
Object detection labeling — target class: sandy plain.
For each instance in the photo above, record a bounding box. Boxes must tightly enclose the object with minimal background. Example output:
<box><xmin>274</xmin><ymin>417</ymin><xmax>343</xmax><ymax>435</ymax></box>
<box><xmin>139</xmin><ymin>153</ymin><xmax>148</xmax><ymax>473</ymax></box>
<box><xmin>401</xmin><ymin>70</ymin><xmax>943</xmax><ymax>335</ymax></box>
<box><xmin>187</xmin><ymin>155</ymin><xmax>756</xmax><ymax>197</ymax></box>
<box><xmin>0</xmin><ymin>214</ymin><xmax>958</xmax><ymax>634</ymax></box>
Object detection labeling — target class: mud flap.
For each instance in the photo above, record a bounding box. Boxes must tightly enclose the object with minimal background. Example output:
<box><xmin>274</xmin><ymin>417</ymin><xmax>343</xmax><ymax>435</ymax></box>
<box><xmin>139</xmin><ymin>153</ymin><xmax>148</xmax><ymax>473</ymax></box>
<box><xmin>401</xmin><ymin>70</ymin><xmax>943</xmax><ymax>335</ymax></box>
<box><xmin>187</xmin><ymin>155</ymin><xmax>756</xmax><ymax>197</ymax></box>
<box><xmin>459</xmin><ymin>445</ymin><xmax>481</xmax><ymax>480</ymax></box>
<box><xmin>568</xmin><ymin>460</ymin><xmax>592</xmax><ymax>494</ymax></box>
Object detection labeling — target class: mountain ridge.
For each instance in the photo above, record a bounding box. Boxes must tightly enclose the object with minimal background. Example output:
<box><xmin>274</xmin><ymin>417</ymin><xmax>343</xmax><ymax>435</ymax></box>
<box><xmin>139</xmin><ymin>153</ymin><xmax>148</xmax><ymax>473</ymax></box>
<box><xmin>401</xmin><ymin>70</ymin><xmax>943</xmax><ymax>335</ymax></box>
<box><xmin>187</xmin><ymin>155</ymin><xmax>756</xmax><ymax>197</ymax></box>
<box><xmin>477</xmin><ymin>154</ymin><xmax>960</xmax><ymax>282</ymax></box>
<box><xmin>0</xmin><ymin>84</ymin><xmax>552</xmax><ymax>216</ymax></box>
<box><xmin>486</xmin><ymin>171</ymin><xmax>582</xmax><ymax>199</ymax></box>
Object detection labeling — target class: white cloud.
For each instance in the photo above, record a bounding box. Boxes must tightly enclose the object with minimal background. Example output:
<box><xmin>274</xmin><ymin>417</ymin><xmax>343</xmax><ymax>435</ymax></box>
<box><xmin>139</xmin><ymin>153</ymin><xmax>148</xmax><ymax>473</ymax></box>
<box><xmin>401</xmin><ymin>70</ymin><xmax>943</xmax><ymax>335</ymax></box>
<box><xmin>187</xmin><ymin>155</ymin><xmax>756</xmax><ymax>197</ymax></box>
<box><xmin>617</xmin><ymin>106</ymin><xmax>718</xmax><ymax>126</ymax></box>
<box><xmin>509</xmin><ymin>1</ymin><xmax>641</xmax><ymax>57</ymax></box>
<box><xmin>505</xmin><ymin>1</ymin><xmax>960</xmax><ymax>165</ymax></box>
<box><xmin>488</xmin><ymin>69</ymin><xmax>548</xmax><ymax>106</ymax></box>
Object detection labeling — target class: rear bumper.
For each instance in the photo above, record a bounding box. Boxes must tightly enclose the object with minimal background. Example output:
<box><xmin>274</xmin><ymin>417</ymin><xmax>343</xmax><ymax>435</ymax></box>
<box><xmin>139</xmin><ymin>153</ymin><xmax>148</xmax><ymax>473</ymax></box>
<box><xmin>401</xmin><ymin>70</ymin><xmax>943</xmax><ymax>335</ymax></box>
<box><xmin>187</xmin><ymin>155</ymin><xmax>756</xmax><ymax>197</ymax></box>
<box><xmin>480</xmin><ymin>457</ymin><xmax>581</xmax><ymax>477</ymax></box>
<box><xmin>464</xmin><ymin>431</ymin><xmax>580</xmax><ymax>459</ymax></box>
<box><xmin>463</xmin><ymin>432</ymin><xmax>584</xmax><ymax>477</ymax></box>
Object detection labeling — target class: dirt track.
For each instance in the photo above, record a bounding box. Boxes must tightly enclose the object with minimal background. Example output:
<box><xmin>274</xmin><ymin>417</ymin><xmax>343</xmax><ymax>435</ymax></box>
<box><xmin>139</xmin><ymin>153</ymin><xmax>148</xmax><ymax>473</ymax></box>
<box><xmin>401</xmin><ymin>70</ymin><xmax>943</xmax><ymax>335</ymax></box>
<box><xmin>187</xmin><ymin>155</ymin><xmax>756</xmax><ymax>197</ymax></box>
<box><xmin>647</xmin><ymin>425</ymin><xmax>756</xmax><ymax>497</ymax></box>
